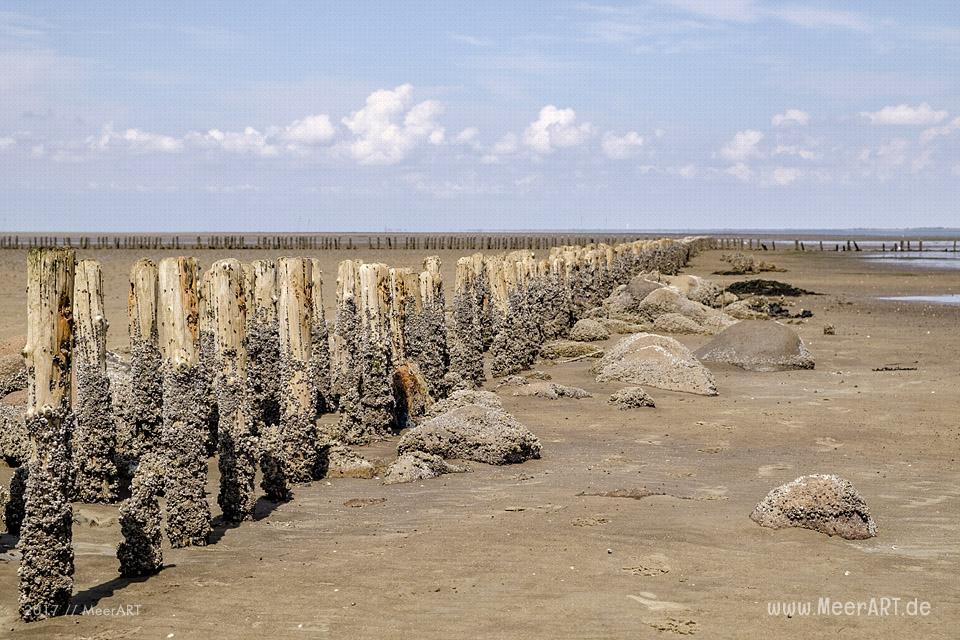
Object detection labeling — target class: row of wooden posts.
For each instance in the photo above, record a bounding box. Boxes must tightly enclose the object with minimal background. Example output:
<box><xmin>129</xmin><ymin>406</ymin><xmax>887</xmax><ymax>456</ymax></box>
<box><xmin>3</xmin><ymin>235</ymin><xmax>958</xmax><ymax>252</ymax></box>
<box><xmin>12</xmin><ymin>235</ymin><xmax>711</xmax><ymax>621</ymax></box>
<box><xmin>2</xmin><ymin>234</ymin><xmax>664</xmax><ymax>251</ymax></box>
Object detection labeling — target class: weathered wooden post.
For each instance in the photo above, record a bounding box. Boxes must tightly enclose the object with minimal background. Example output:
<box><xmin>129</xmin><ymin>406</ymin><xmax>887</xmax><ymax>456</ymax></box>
<box><xmin>197</xmin><ymin>268</ymin><xmax>218</xmax><ymax>456</ymax></box>
<box><xmin>450</xmin><ymin>257</ymin><xmax>485</xmax><ymax>386</ymax></box>
<box><xmin>275</xmin><ymin>257</ymin><xmax>318</xmax><ymax>484</ymax></box>
<box><xmin>158</xmin><ymin>257</ymin><xmax>211</xmax><ymax>547</ymax></box>
<box><xmin>357</xmin><ymin>263</ymin><xmax>395</xmax><ymax>441</ymax></box>
<box><xmin>208</xmin><ymin>259</ymin><xmax>258</xmax><ymax>522</ymax></box>
<box><xmin>416</xmin><ymin>257</ymin><xmax>450</xmax><ymax>394</ymax></box>
<box><xmin>245</xmin><ymin>259</ymin><xmax>281</xmax><ymax>433</ymax></box>
<box><xmin>72</xmin><ymin>259</ymin><xmax>119</xmax><ymax>503</ymax></box>
<box><xmin>116</xmin><ymin>453</ymin><xmax>164</xmax><ymax>577</ymax></box>
<box><xmin>18</xmin><ymin>248</ymin><xmax>75</xmax><ymax>621</ymax></box>
<box><xmin>128</xmin><ymin>260</ymin><xmax>163</xmax><ymax>454</ymax></box>
<box><xmin>309</xmin><ymin>259</ymin><xmax>332</xmax><ymax>413</ymax></box>
<box><xmin>332</xmin><ymin>260</ymin><xmax>364</xmax><ymax>442</ymax></box>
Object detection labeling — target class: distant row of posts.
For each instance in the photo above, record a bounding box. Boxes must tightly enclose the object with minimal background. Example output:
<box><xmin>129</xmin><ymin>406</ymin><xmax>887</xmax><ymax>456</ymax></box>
<box><xmin>1</xmin><ymin>235</ymin><xmax>958</xmax><ymax>252</ymax></box>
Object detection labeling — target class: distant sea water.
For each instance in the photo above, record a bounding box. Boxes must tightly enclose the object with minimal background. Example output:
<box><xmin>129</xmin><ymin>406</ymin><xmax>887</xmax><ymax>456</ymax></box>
<box><xmin>862</xmin><ymin>251</ymin><xmax>960</xmax><ymax>271</ymax></box>
<box><xmin>876</xmin><ymin>294</ymin><xmax>960</xmax><ymax>305</ymax></box>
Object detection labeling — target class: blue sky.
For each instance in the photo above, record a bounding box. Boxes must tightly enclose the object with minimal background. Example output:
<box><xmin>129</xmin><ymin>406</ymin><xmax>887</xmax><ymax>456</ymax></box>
<box><xmin>1</xmin><ymin>1</ymin><xmax>958</xmax><ymax>231</ymax></box>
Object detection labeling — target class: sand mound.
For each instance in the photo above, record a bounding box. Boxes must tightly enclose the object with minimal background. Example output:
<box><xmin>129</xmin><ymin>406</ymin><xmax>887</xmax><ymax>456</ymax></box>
<box><xmin>652</xmin><ymin>313</ymin><xmax>709</xmax><ymax>335</ymax></box>
<box><xmin>724</xmin><ymin>298</ymin><xmax>768</xmax><ymax>320</ymax></box>
<box><xmin>512</xmin><ymin>381</ymin><xmax>592</xmax><ymax>399</ymax></box>
<box><xmin>750</xmin><ymin>474</ymin><xmax>877</xmax><ymax>540</ymax></box>
<box><xmin>0</xmin><ymin>404</ymin><xmax>27</xmax><ymax>466</ymax></box>
<box><xmin>608</xmin><ymin>386</ymin><xmax>655</xmax><ymax>409</ymax></box>
<box><xmin>662</xmin><ymin>275</ymin><xmax>724</xmax><ymax>307</ymax></box>
<box><xmin>427</xmin><ymin>389</ymin><xmax>503</xmax><ymax>417</ymax></box>
<box><xmin>626</xmin><ymin>274</ymin><xmax>666</xmax><ymax>303</ymax></box>
<box><xmin>592</xmin><ymin>333</ymin><xmax>717</xmax><ymax>396</ymax></box>
<box><xmin>596</xmin><ymin>318</ymin><xmax>649</xmax><ymax>334</ymax></box>
<box><xmin>540</xmin><ymin>340</ymin><xmax>604</xmax><ymax>360</ymax></box>
<box><xmin>694</xmin><ymin>319</ymin><xmax>814</xmax><ymax>371</ymax></box>
<box><xmin>637</xmin><ymin>288</ymin><xmax>735</xmax><ymax>334</ymax></box>
<box><xmin>382</xmin><ymin>452</ymin><xmax>468</xmax><ymax>485</ymax></box>
<box><xmin>568</xmin><ymin>319</ymin><xmax>610</xmax><ymax>342</ymax></box>
<box><xmin>321</xmin><ymin>443</ymin><xmax>377</xmax><ymax>479</ymax></box>
<box><xmin>398</xmin><ymin>404</ymin><xmax>542</xmax><ymax>465</ymax></box>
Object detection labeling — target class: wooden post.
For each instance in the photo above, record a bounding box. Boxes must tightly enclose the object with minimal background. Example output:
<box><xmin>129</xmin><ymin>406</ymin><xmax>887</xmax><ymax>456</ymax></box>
<box><xmin>209</xmin><ymin>259</ymin><xmax>258</xmax><ymax>522</ymax></box>
<box><xmin>450</xmin><ymin>257</ymin><xmax>484</xmax><ymax>386</ymax></box>
<box><xmin>158</xmin><ymin>257</ymin><xmax>211</xmax><ymax>548</ymax></box>
<box><xmin>196</xmin><ymin>268</ymin><xmax>218</xmax><ymax>455</ymax></box>
<box><xmin>356</xmin><ymin>263</ymin><xmax>396</xmax><ymax>441</ymax></box>
<box><xmin>128</xmin><ymin>259</ymin><xmax>163</xmax><ymax>454</ymax></box>
<box><xmin>415</xmin><ymin>257</ymin><xmax>450</xmax><ymax>395</ymax></box>
<box><xmin>309</xmin><ymin>259</ymin><xmax>332</xmax><ymax>412</ymax></box>
<box><xmin>275</xmin><ymin>257</ymin><xmax>317</xmax><ymax>485</ymax></box>
<box><xmin>72</xmin><ymin>259</ymin><xmax>118</xmax><ymax>503</ymax></box>
<box><xmin>388</xmin><ymin>267</ymin><xmax>420</xmax><ymax>363</ymax></box>
<box><xmin>19</xmin><ymin>248</ymin><xmax>75</xmax><ymax>621</ymax></box>
<box><xmin>245</xmin><ymin>260</ymin><xmax>281</xmax><ymax>434</ymax></box>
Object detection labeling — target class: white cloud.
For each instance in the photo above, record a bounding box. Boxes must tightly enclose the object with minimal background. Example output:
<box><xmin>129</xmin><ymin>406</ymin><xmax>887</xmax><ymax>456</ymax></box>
<box><xmin>282</xmin><ymin>114</ymin><xmax>335</xmax><ymax>145</ymax></box>
<box><xmin>0</xmin><ymin>136</ymin><xmax>14</xmax><ymax>149</ymax></box>
<box><xmin>861</xmin><ymin>103</ymin><xmax>948</xmax><ymax>125</ymax></box>
<box><xmin>774</xmin><ymin>144</ymin><xmax>820</xmax><ymax>160</ymax></box>
<box><xmin>920</xmin><ymin>116</ymin><xmax>960</xmax><ymax>144</ymax></box>
<box><xmin>481</xmin><ymin>132</ymin><xmax>518</xmax><ymax>163</ymax></box>
<box><xmin>449</xmin><ymin>33</ymin><xmax>494</xmax><ymax>47</ymax></box>
<box><xmin>771</xmin><ymin>166</ymin><xmax>801</xmax><ymax>185</ymax></box>
<box><xmin>601</xmin><ymin>130</ymin><xmax>644</xmax><ymax>159</ymax></box>
<box><xmin>454</xmin><ymin>127</ymin><xmax>479</xmax><ymax>144</ymax></box>
<box><xmin>771</xmin><ymin>109</ymin><xmax>810</xmax><ymax>127</ymax></box>
<box><xmin>674</xmin><ymin>163</ymin><xmax>697</xmax><ymax>178</ymax></box>
<box><xmin>720</xmin><ymin>129</ymin><xmax>763</xmax><ymax>161</ymax></box>
<box><xmin>726</xmin><ymin>162</ymin><xmax>753</xmax><ymax>181</ymax></box>
<box><xmin>89</xmin><ymin>125</ymin><xmax>183</xmax><ymax>153</ymax></box>
<box><xmin>186</xmin><ymin>127</ymin><xmax>279</xmax><ymax>156</ymax></box>
<box><xmin>341</xmin><ymin>84</ymin><xmax>445</xmax><ymax>165</ymax></box>
<box><xmin>523</xmin><ymin>105</ymin><xmax>593</xmax><ymax>154</ymax></box>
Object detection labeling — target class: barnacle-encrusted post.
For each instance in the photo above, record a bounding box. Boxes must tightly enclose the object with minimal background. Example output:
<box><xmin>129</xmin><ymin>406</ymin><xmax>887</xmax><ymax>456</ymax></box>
<box><xmin>18</xmin><ymin>248</ymin><xmax>76</xmax><ymax>621</ymax></box>
<box><xmin>72</xmin><ymin>259</ymin><xmax>119</xmax><ymax>503</ymax></box>
<box><xmin>158</xmin><ymin>257</ymin><xmax>211</xmax><ymax>548</ymax></box>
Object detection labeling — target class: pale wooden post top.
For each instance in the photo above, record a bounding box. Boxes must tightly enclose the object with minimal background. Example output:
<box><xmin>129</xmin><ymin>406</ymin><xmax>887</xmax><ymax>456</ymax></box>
<box><xmin>128</xmin><ymin>258</ymin><xmax>158</xmax><ymax>342</ymax></box>
<box><xmin>24</xmin><ymin>248</ymin><xmax>76</xmax><ymax>414</ymax></box>
<box><xmin>157</xmin><ymin>257</ymin><xmax>200</xmax><ymax>366</ymax></box>
<box><xmin>249</xmin><ymin>259</ymin><xmax>278</xmax><ymax>322</ymax></box>
<box><xmin>336</xmin><ymin>259</ymin><xmax>361</xmax><ymax>305</ymax></box>
<box><xmin>210</xmin><ymin>259</ymin><xmax>247</xmax><ymax>374</ymax></box>
<box><xmin>73</xmin><ymin>259</ymin><xmax>108</xmax><ymax>372</ymax></box>
<box><xmin>276</xmin><ymin>257</ymin><xmax>312</xmax><ymax>362</ymax></box>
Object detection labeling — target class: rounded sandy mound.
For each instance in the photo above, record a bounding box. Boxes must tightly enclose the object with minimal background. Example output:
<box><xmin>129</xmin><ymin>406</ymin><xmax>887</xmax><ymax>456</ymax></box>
<box><xmin>511</xmin><ymin>381</ymin><xmax>592</xmax><ymax>399</ymax></box>
<box><xmin>591</xmin><ymin>333</ymin><xmax>717</xmax><ymax>396</ymax></box>
<box><xmin>382</xmin><ymin>452</ymin><xmax>468</xmax><ymax>485</ymax></box>
<box><xmin>694</xmin><ymin>319</ymin><xmax>814</xmax><ymax>372</ymax></box>
<box><xmin>568</xmin><ymin>318</ymin><xmax>610</xmax><ymax>342</ymax></box>
<box><xmin>426</xmin><ymin>389</ymin><xmax>503</xmax><ymax>417</ymax></box>
<box><xmin>608</xmin><ymin>386</ymin><xmax>655</xmax><ymax>409</ymax></box>
<box><xmin>750</xmin><ymin>474</ymin><xmax>877</xmax><ymax>540</ymax></box>
<box><xmin>398</xmin><ymin>404</ymin><xmax>542</xmax><ymax>465</ymax></box>
<box><xmin>637</xmin><ymin>287</ymin><xmax>735</xmax><ymax>333</ymax></box>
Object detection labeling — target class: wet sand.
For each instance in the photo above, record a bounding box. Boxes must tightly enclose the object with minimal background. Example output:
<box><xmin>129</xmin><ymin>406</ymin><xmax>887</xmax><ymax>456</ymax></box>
<box><xmin>1</xmin><ymin>249</ymin><xmax>958</xmax><ymax>639</ymax></box>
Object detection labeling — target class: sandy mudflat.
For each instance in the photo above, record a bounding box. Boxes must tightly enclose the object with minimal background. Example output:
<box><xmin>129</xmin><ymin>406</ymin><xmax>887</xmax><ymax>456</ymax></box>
<box><xmin>1</xmin><ymin>249</ymin><xmax>958</xmax><ymax>639</ymax></box>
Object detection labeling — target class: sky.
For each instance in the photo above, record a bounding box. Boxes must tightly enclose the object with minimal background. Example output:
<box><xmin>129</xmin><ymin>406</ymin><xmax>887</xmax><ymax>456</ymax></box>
<box><xmin>1</xmin><ymin>1</ymin><xmax>958</xmax><ymax>232</ymax></box>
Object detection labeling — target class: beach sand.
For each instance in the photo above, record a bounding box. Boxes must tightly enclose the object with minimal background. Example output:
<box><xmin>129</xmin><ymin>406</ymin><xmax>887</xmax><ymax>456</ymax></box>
<box><xmin>0</xmin><ymin>248</ymin><xmax>958</xmax><ymax>638</ymax></box>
